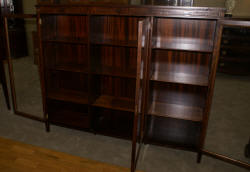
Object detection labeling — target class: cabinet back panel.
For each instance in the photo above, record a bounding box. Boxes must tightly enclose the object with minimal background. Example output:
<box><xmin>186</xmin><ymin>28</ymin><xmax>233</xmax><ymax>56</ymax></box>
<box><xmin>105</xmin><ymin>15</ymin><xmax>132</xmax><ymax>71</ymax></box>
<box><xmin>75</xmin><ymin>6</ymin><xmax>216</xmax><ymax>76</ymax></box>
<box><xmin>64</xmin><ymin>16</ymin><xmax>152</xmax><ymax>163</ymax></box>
<box><xmin>91</xmin><ymin>45</ymin><xmax>137</xmax><ymax>75</ymax></box>
<box><xmin>47</xmin><ymin>71</ymin><xmax>88</xmax><ymax>93</ymax></box>
<box><xmin>153</xmin><ymin>18</ymin><xmax>216</xmax><ymax>41</ymax></box>
<box><xmin>90</xmin><ymin>16</ymin><xmax>140</xmax><ymax>42</ymax></box>
<box><xmin>42</xmin><ymin>15</ymin><xmax>88</xmax><ymax>40</ymax></box>
<box><xmin>152</xmin><ymin>18</ymin><xmax>216</xmax><ymax>51</ymax></box>
<box><xmin>93</xmin><ymin>107</ymin><xmax>133</xmax><ymax>138</ymax></box>
<box><xmin>44</xmin><ymin>43</ymin><xmax>88</xmax><ymax>68</ymax></box>
<box><xmin>152</xmin><ymin>50</ymin><xmax>211</xmax><ymax>76</ymax></box>
<box><xmin>48</xmin><ymin>100</ymin><xmax>90</xmax><ymax>129</ymax></box>
<box><xmin>100</xmin><ymin>76</ymin><xmax>135</xmax><ymax>99</ymax></box>
<box><xmin>41</xmin><ymin>15</ymin><xmax>57</xmax><ymax>40</ymax></box>
<box><xmin>146</xmin><ymin>115</ymin><xmax>201</xmax><ymax>148</ymax></box>
<box><xmin>43</xmin><ymin>43</ymin><xmax>56</xmax><ymax>68</ymax></box>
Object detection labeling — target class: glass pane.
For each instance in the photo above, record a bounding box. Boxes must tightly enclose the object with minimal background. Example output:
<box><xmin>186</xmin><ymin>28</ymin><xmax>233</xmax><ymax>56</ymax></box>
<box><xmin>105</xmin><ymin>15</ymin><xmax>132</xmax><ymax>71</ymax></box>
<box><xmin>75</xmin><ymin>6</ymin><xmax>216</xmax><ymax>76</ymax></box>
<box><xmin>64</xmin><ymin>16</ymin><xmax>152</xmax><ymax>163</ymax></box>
<box><xmin>8</xmin><ymin>17</ymin><xmax>43</xmax><ymax>118</ymax></box>
<box><xmin>205</xmin><ymin>26</ymin><xmax>250</xmax><ymax>166</ymax></box>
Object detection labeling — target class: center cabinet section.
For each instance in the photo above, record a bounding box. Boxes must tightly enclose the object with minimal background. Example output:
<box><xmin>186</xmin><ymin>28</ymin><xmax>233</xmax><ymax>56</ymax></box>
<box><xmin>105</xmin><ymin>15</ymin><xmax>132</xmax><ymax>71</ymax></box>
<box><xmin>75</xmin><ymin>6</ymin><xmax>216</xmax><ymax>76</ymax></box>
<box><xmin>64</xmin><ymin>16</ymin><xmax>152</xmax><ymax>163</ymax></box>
<box><xmin>89</xmin><ymin>16</ymin><xmax>141</xmax><ymax>139</ymax></box>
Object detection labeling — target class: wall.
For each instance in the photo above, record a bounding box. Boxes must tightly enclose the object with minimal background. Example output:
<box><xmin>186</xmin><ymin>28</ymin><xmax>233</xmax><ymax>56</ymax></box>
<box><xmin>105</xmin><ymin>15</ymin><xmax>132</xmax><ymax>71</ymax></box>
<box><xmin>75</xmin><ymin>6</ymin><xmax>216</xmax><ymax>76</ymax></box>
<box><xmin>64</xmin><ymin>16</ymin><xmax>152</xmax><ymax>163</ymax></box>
<box><xmin>22</xmin><ymin>0</ymin><xmax>36</xmax><ymax>13</ymax></box>
<box><xmin>233</xmin><ymin>0</ymin><xmax>250</xmax><ymax>16</ymax></box>
<box><xmin>22</xmin><ymin>0</ymin><xmax>250</xmax><ymax>17</ymax></box>
<box><xmin>22</xmin><ymin>0</ymin><xmax>36</xmax><ymax>57</ymax></box>
<box><xmin>194</xmin><ymin>0</ymin><xmax>250</xmax><ymax>16</ymax></box>
<box><xmin>194</xmin><ymin>0</ymin><xmax>225</xmax><ymax>7</ymax></box>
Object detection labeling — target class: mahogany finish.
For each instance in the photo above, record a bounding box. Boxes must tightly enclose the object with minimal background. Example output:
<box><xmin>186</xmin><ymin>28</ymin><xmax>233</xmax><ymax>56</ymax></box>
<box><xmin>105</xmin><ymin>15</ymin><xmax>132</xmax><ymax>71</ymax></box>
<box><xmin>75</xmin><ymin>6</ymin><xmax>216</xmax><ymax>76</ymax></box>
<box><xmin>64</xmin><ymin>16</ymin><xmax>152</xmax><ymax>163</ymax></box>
<box><xmin>145</xmin><ymin>116</ymin><xmax>201</xmax><ymax>148</ymax></box>
<box><xmin>151</xmin><ymin>50</ymin><xmax>211</xmax><ymax>86</ymax></box>
<box><xmin>36</xmin><ymin>2</ymin><xmax>225</xmax><ymax>172</ymax></box>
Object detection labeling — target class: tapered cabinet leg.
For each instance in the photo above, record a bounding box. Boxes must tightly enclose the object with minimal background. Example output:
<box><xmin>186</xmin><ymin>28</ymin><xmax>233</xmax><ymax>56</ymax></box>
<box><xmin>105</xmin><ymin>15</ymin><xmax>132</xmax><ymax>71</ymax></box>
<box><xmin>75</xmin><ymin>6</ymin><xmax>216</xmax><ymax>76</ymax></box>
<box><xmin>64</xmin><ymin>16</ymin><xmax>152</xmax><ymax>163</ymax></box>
<box><xmin>45</xmin><ymin>121</ymin><xmax>50</xmax><ymax>132</ymax></box>
<box><xmin>45</xmin><ymin>113</ymin><xmax>50</xmax><ymax>132</ymax></box>
<box><xmin>0</xmin><ymin>61</ymin><xmax>11</xmax><ymax>110</ymax></box>
<box><xmin>197</xmin><ymin>152</ymin><xmax>202</xmax><ymax>163</ymax></box>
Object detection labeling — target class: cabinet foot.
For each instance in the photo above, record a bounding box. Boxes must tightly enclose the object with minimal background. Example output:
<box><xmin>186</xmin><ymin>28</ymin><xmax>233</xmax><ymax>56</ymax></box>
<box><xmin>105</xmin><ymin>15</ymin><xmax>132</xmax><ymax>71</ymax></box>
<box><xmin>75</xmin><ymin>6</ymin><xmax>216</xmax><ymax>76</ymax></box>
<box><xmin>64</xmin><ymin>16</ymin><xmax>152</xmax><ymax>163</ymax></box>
<box><xmin>45</xmin><ymin>113</ymin><xmax>50</xmax><ymax>132</ymax></box>
<box><xmin>197</xmin><ymin>152</ymin><xmax>202</xmax><ymax>163</ymax></box>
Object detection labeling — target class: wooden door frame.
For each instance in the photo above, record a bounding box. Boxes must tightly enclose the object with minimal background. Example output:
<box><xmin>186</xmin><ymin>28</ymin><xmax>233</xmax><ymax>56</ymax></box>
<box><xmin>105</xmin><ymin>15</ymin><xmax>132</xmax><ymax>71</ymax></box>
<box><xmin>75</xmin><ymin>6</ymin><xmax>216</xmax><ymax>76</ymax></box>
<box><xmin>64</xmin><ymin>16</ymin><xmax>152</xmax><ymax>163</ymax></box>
<box><xmin>202</xmin><ymin>19</ymin><xmax>250</xmax><ymax>171</ymax></box>
<box><xmin>3</xmin><ymin>14</ymin><xmax>46</xmax><ymax>123</ymax></box>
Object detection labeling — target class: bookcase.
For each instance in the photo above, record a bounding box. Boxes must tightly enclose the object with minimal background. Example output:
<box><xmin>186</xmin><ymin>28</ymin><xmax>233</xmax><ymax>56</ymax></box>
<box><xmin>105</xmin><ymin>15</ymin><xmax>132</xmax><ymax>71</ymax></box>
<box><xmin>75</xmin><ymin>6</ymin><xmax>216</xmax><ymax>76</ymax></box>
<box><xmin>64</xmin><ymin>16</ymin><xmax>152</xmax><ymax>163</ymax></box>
<box><xmin>36</xmin><ymin>2</ymin><xmax>224</xmax><ymax>171</ymax></box>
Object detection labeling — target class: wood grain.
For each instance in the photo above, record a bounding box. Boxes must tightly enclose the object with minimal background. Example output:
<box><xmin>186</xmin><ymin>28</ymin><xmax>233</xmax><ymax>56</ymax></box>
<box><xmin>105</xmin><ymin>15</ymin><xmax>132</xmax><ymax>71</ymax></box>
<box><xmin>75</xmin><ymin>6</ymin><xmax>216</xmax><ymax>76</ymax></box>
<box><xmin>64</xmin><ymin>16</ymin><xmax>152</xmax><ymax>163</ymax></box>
<box><xmin>93</xmin><ymin>95</ymin><xmax>134</xmax><ymax>112</ymax></box>
<box><xmin>0</xmin><ymin>137</ymin><xmax>143</xmax><ymax>172</ymax></box>
<box><xmin>152</xmin><ymin>18</ymin><xmax>216</xmax><ymax>52</ymax></box>
<box><xmin>146</xmin><ymin>116</ymin><xmax>201</xmax><ymax>149</ymax></box>
<box><xmin>47</xmin><ymin>90</ymin><xmax>88</xmax><ymax>105</ymax></box>
<box><xmin>148</xmin><ymin>101</ymin><xmax>203</xmax><ymax>122</ymax></box>
<box><xmin>151</xmin><ymin>71</ymin><xmax>208</xmax><ymax>86</ymax></box>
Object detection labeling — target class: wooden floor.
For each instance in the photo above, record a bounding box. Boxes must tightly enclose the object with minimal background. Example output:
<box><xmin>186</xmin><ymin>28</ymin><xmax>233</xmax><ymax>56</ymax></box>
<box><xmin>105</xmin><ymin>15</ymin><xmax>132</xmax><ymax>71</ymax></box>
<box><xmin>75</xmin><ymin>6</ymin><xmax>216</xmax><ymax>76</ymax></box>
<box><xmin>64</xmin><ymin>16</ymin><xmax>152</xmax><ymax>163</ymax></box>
<box><xmin>0</xmin><ymin>137</ymin><xmax>142</xmax><ymax>172</ymax></box>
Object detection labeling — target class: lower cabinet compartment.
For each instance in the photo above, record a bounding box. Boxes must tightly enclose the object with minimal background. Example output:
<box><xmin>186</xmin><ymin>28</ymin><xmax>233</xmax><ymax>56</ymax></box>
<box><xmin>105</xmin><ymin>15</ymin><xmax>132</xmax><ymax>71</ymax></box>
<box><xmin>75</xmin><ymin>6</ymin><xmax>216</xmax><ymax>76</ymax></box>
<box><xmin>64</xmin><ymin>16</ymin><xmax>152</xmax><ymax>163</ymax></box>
<box><xmin>145</xmin><ymin>115</ymin><xmax>201</xmax><ymax>149</ymax></box>
<box><xmin>93</xmin><ymin>107</ymin><xmax>134</xmax><ymax>139</ymax></box>
<box><xmin>47</xmin><ymin>99</ymin><xmax>91</xmax><ymax>130</ymax></box>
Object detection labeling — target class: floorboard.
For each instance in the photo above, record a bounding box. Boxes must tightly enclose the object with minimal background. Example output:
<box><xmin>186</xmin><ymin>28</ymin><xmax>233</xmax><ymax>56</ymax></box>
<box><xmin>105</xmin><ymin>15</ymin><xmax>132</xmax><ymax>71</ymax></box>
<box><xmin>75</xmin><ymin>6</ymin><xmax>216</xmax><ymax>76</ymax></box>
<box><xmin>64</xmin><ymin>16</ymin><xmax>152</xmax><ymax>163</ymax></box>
<box><xmin>0</xmin><ymin>137</ymin><xmax>142</xmax><ymax>172</ymax></box>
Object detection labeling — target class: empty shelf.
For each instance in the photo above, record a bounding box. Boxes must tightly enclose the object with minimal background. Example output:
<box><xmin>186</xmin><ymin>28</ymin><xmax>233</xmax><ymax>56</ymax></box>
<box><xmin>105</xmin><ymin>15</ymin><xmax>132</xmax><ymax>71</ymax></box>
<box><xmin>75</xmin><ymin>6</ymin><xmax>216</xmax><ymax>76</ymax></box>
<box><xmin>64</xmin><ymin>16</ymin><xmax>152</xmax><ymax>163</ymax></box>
<box><xmin>151</xmin><ymin>71</ymin><xmax>208</xmax><ymax>86</ymax></box>
<box><xmin>91</xmin><ymin>37</ymin><xmax>137</xmax><ymax>47</ymax></box>
<box><xmin>148</xmin><ymin>101</ymin><xmax>203</xmax><ymax>122</ymax></box>
<box><xmin>146</xmin><ymin>116</ymin><xmax>201</xmax><ymax>149</ymax></box>
<box><xmin>47</xmin><ymin>65</ymin><xmax>88</xmax><ymax>73</ymax></box>
<box><xmin>47</xmin><ymin>90</ymin><xmax>88</xmax><ymax>105</ymax></box>
<box><xmin>153</xmin><ymin>37</ymin><xmax>213</xmax><ymax>53</ymax></box>
<box><xmin>43</xmin><ymin>37</ymin><xmax>88</xmax><ymax>44</ymax></box>
<box><xmin>92</xmin><ymin>67</ymin><xmax>136</xmax><ymax>78</ymax></box>
<box><xmin>92</xmin><ymin>95</ymin><xmax>134</xmax><ymax>112</ymax></box>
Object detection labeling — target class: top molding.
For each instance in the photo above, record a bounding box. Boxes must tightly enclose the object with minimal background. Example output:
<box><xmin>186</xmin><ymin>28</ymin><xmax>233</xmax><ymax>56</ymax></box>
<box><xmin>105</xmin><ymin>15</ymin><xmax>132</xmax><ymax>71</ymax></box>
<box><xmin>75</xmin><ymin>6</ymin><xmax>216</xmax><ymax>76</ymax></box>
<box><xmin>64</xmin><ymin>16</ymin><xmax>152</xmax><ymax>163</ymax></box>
<box><xmin>36</xmin><ymin>3</ymin><xmax>225</xmax><ymax>19</ymax></box>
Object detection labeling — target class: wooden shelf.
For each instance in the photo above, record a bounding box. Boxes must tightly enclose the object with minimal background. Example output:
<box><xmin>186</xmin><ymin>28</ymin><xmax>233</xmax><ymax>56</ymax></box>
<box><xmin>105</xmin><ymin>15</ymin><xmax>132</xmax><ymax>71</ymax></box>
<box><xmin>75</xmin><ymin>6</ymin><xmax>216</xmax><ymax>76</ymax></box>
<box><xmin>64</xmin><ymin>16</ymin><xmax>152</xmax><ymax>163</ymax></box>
<box><xmin>43</xmin><ymin>37</ymin><xmax>88</xmax><ymax>44</ymax></box>
<box><xmin>92</xmin><ymin>67</ymin><xmax>136</xmax><ymax>78</ymax></box>
<box><xmin>146</xmin><ymin>116</ymin><xmax>201</xmax><ymax>149</ymax></box>
<box><xmin>152</xmin><ymin>37</ymin><xmax>213</xmax><ymax>53</ymax></box>
<box><xmin>47</xmin><ymin>65</ymin><xmax>88</xmax><ymax>73</ymax></box>
<box><xmin>47</xmin><ymin>90</ymin><xmax>88</xmax><ymax>105</ymax></box>
<box><xmin>148</xmin><ymin>101</ymin><xmax>203</xmax><ymax>122</ymax></box>
<box><xmin>91</xmin><ymin>36</ymin><xmax>137</xmax><ymax>47</ymax></box>
<box><xmin>50</xmin><ymin>110</ymin><xmax>90</xmax><ymax>129</ymax></box>
<box><xmin>94</xmin><ymin>109</ymin><xmax>133</xmax><ymax>140</ymax></box>
<box><xmin>151</xmin><ymin>71</ymin><xmax>208</xmax><ymax>86</ymax></box>
<box><xmin>48</xmin><ymin>99</ymin><xmax>90</xmax><ymax>129</ymax></box>
<box><xmin>92</xmin><ymin>95</ymin><xmax>134</xmax><ymax>112</ymax></box>
<box><xmin>151</xmin><ymin>82</ymin><xmax>206</xmax><ymax>108</ymax></box>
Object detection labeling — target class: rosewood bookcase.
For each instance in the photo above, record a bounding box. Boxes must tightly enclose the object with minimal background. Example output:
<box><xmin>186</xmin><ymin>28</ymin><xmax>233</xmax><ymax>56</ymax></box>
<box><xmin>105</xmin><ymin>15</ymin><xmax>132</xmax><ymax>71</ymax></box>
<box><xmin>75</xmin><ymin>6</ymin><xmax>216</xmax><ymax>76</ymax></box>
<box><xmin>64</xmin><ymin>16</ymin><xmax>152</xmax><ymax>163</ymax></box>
<box><xmin>36</xmin><ymin>1</ymin><xmax>225</xmax><ymax>171</ymax></box>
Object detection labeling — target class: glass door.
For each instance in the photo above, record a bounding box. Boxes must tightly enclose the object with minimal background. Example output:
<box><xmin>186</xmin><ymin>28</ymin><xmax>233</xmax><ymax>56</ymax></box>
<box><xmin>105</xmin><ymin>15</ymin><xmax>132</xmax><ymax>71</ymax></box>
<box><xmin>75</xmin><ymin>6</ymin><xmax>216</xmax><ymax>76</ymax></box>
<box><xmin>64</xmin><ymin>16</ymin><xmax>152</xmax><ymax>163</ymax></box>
<box><xmin>203</xmin><ymin>19</ymin><xmax>250</xmax><ymax>170</ymax></box>
<box><xmin>131</xmin><ymin>17</ymin><xmax>151</xmax><ymax>172</ymax></box>
<box><xmin>3</xmin><ymin>14</ymin><xmax>46</xmax><ymax>124</ymax></box>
